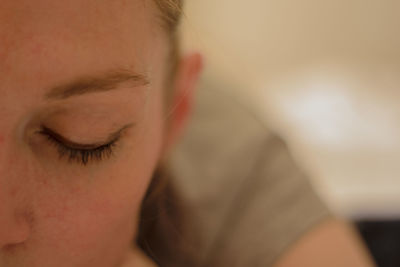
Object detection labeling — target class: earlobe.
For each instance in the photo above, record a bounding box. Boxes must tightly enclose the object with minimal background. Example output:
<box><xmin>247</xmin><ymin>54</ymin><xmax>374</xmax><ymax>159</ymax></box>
<box><xmin>163</xmin><ymin>52</ymin><xmax>203</xmax><ymax>154</ymax></box>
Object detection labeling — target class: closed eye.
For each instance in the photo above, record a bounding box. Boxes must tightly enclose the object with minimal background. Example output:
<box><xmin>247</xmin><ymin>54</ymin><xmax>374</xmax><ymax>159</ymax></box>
<box><xmin>37</xmin><ymin>125</ymin><xmax>130</xmax><ymax>165</ymax></box>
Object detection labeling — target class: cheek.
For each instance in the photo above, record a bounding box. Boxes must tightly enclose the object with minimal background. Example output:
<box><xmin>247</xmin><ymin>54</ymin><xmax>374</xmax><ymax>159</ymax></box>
<box><xmin>32</xmin><ymin>166</ymin><xmax>148</xmax><ymax>265</ymax></box>
<box><xmin>28</xmin><ymin>92</ymin><xmax>166</xmax><ymax>265</ymax></box>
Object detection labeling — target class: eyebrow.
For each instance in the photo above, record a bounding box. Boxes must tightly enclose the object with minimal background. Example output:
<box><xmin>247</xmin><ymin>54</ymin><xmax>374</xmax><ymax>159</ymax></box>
<box><xmin>45</xmin><ymin>68</ymin><xmax>150</xmax><ymax>100</ymax></box>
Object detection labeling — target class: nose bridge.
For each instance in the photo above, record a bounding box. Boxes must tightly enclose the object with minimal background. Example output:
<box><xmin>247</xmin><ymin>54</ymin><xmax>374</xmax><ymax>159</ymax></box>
<box><xmin>0</xmin><ymin>195</ymin><xmax>32</xmax><ymax>248</ymax></box>
<box><xmin>0</xmin><ymin>139</ymin><xmax>33</xmax><ymax>248</ymax></box>
<box><xmin>0</xmin><ymin>132</ymin><xmax>17</xmax><ymax>182</ymax></box>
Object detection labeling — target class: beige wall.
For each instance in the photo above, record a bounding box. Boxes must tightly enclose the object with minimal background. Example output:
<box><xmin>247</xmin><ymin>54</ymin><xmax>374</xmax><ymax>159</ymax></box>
<box><xmin>183</xmin><ymin>0</ymin><xmax>400</xmax><ymax>85</ymax></box>
<box><xmin>182</xmin><ymin>0</ymin><xmax>400</xmax><ymax>218</ymax></box>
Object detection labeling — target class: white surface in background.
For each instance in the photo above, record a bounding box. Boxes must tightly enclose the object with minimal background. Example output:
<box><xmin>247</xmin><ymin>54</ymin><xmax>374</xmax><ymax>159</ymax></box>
<box><xmin>182</xmin><ymin>0</ymin><xmax>400</xmax><ymax>218</ymax></box>
<box><xmin>260</xmin><ymin>66</ymin><xmax>400</xmax><ymax>218</ymax></box>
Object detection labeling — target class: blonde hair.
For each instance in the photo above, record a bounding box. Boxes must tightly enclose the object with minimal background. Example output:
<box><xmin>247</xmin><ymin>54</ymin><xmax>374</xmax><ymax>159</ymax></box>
<box><xmin>152</xmin><ymin>0</ymin><xmax>184</xmax><ymax>105</ymax></box>
<box><xmin>153</xmin><ymin>0</ymin><xmax>183</xmax><ymax>34</ymax></box>
<box><xmin>138</xmin><ymin>2</ymin><xmax>197</xmax><ymax>266</ymax></box>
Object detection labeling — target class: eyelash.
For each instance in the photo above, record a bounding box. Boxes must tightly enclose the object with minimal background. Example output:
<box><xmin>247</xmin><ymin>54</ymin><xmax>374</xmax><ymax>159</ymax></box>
<box><xmin>40</xmin><ymin>129</ymin><xmax>118</xmax><ymax>166</ymax></box>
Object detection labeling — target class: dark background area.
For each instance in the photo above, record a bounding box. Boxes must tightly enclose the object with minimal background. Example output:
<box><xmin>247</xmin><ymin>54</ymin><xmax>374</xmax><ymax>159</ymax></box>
<box><xmin>357</xmin><ymin>220</ymin><xmax>400</xmax><ymax>267</ymax></box>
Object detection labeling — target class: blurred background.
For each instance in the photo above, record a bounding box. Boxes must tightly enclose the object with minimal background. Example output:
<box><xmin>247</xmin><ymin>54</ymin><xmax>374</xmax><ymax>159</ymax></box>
<box><xmin>181</xmin><ymin>1</ymin><xmax>400</xmax><ymax>265</ymax></box>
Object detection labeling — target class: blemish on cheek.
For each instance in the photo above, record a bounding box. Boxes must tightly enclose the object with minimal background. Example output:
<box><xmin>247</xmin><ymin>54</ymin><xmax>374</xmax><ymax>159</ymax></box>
<box><xmin>10</xmin><ymin>187</ymin><xmax>18</xmax><ymax>198</ymax></box>
<box><xmin>30</xmin><ymin>42</ymin><xmax>45</xmax><ymax>55</ymax></box>
<box><xmin>0</xmin><ymin>135</ymin><xmax>4</xmax><ymax>144</ymax></box>
<box><xmin>39</xmin><ymin>179</ymin><xmax>48</xmax><ymax>186</ymax></box>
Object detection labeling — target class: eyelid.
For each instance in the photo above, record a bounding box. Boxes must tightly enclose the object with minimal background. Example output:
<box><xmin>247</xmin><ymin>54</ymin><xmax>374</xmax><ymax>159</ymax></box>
<box><xmin>39</xmin><ymin>123</ymin><xmax>134</xmax><ymax>149</ymax></box>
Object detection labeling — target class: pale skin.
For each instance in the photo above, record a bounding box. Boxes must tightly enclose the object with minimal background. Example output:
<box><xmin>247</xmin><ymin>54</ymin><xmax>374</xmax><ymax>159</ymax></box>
<box><xmin>0</xmin><ymin>0</ymin><xmax>375</xmax><ymax>267</ymax></box>
<box><xmin>0</xmin><ymin>0</ymin><xmax>201</xmax><ymax>266</ymax></box>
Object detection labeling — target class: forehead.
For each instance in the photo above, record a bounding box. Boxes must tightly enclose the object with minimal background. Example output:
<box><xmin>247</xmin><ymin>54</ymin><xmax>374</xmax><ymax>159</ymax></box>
<box><xmin>0</xmin><ymin>0</ymin><xmax>163</xmax><ymax>98</ymax></box>
<box><xmin>0</xmin><ymin>0</ymin><xmax>158</xmax><ymax>41</ymax></box>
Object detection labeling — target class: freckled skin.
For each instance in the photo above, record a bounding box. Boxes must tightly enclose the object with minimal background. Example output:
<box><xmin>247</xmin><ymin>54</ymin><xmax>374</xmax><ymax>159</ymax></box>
<box><xmin>0</xmin><ymin>0</ymin><xmax>171</xmax><ymax>266</ymax></box>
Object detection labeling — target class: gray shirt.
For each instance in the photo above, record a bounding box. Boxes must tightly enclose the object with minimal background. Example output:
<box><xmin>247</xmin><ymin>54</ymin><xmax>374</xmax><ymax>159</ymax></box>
<box><xmin>168</xmin><ymin>77</ymin><xmax>331</xmax><ymax>267</ymax></box>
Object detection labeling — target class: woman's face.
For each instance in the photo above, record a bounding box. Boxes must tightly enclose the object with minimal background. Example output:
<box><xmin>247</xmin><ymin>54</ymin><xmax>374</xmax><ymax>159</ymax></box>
<box><xmin>0</xmin><ymin>0</ymin><xmax>172</xmax><ymax>266</ymax></box>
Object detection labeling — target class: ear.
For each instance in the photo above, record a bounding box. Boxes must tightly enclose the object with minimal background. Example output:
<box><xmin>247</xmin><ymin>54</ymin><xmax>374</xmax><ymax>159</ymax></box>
<box><xmin>163</xmin><ymin>52</ymin><xmax>203</xmax><ymax>153</ymax></box>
